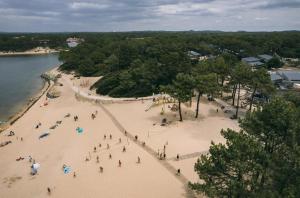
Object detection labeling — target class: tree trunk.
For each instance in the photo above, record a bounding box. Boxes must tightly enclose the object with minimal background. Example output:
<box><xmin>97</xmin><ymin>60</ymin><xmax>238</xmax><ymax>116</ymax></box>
<box><xmin>249</xmin><ymin>86</ymin><xmax>257</xmax><ymax>111</ymax></box>
<box><xmin>195</xmin><ymin>93</ymin><xmax>201</xmax><ymax>118</ymax></box>
<box><xmin>232</xmin><ymin>84</ymin><xmax>237</xmax><ymax>106</ymax></box>
<box><xmin>235</xmin><ymin>83</ymin><xmax>241</xmax><ymax>118</ymax></box>
<box><xmin>221</xmin><ymin>77</ymin><xmax>225</xmax><ymax>98</ymax></box>
<box><xmin>178</xmin><ymin>101</ymin><xmax>183</xmax><ymax>121</ymax></box>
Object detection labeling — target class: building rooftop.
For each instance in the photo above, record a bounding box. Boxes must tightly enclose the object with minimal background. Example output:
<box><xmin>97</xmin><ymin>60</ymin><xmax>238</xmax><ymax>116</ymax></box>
<box><xmin>248</xmin><ymin>61</ymin><xmax>264</xmax><ymax>66</ymax></box>
<box><xmin>258</xmin><ymin>54</ymin><xmax>273</xmax><ymax>61</ymax></box>
<box><xmin>242</xmin><ymin>57</ymin><xmax>260</xmax><ymax>63</ymax></box>
<box><xmin>188</xmin><ymin>51</ymin><xmax>201</xmax><ymax>56</ymax></box>
<box><xmin>279</xmin><ymin>71</ymin><xmax>300</xmax><ymax>81</ymax></box>
<box><xmin>269</xmin><ymin>73</ymin><xmax>282</xmax><ymax>81</ymax></box>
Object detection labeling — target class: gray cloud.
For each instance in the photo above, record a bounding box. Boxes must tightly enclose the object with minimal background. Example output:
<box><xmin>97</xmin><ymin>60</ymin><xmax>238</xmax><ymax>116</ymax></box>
<box><xmin>0</xmin><ymin>0</ymin><xmax>299</xmax><ymax>32</ymax></box>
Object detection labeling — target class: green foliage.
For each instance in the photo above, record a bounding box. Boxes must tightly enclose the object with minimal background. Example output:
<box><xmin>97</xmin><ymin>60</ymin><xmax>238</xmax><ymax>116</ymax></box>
<box><xmin>191</xmin><ymin>98</ymin><xmax>300</xmax><ymax>197</ymax></box>
<box><xmin>55</xmin><ymin>31</ymin><xmax>300</xmax><ymax>97</ymax></box>
<box><xmin>266</xmin><ymin>57</ymin><xmax>284</xmax><ymax>69</ymax></box>
<box><xmin>162</xmin><ymin>73</ymin><xmax>194</xmax><ymax>121</ymax></box>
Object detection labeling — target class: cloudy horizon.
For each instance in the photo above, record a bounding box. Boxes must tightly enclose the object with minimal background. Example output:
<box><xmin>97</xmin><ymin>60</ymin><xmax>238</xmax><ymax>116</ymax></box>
<box><xmin>0</xmin><ymin>0</ymin><xmax>300</xmax><ymax>32</ymax></box>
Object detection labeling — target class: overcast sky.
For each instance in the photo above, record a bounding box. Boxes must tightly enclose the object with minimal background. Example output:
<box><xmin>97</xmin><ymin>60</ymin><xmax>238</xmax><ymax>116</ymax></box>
<box><xmin>0</xmin><ymin>0</ymin><xmax>299</xmax><ymax>32</ymax></box>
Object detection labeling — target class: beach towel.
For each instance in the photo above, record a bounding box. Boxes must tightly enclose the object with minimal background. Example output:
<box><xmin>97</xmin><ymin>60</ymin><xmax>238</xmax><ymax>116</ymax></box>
<box><xmin>63</xmin><ymin>166</ymin><xmax>71</xmax><ymax>174</ymax></box>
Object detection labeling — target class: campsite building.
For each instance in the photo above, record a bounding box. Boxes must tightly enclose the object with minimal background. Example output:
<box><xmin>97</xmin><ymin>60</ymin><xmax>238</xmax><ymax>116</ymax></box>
<box><xmin>242</xmin><ymin>57</ymin><xmax>264</xmax><ymax>67</ymax></box>
<box><xmin>258</xmin><ymin>54</ymin><xmax>273</xmax><ymax>62</ymax></box>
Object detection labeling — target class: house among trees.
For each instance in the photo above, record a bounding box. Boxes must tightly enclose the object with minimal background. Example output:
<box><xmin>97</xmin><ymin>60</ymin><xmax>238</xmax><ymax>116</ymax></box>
<box><xmin>242</xmin><ymin>57</ymin><xmax>264</xmax><ymax>67</ymax></box>
<box><xmin>270</xmin><ymin>70</ymin><xmax>300</xmax><ymax>89</ymax></box>
<box><xmin>188</xmin><ymin>50</ymin><xmax>209</xmax><ymax>61</ymax></box>
<box><xmin>258</xmin><ymin>54</ymin><xmax>273</xmax><ymax>62</ymax></box>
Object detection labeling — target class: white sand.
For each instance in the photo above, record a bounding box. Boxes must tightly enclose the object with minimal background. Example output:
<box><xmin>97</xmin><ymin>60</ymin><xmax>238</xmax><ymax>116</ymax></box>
<box><xmin>0</xmin><ymin>70</ymin><xmax>239</xmax><ymax>197</ymax></box>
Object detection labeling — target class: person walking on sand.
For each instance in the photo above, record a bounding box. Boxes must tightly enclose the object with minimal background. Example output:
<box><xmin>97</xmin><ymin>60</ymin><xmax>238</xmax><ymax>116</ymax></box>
<box><xmin>118</xmin><ymin>160</ymin><xmax>122</xmax><ymax>167</ymax></box>
<box><xmin>109</xmin><ymin>154</ymin><xmax>112</xmax><ymax>159</ymax></box>
<box><xmin>109</xmin><ymin>134</ymin><xmax>112</xmax><ymax>139</ymax></box>
<box><xmin>104</xmin><ymin>135</ymin><xmax>106</xmax><ymax>140</ymax></box>
<box><xmin>123</xmin><ymin>146</ymin><xmax>126</xmax><ymax>152</ymax></box>
<box><xmin>99</xmin><ymin>166</ymin><xmax>103</xmax><ymax>173</ymax></box>
<box><xmin>94</xmin><ymin>146</ymin><xmax>97</xmax><ymax>152</ymax></box>
<box><xmin>177</xmin><ymin>169</ymin><xmax>181</xmax><ymax>176</ymax></box>
<box><xmin>96</xmin><ymin>156</ymin><xmax>99</xmax><ymax>163</ymax></box>
<box><xmin>47</xmin><ymin>187</ymin><xmax>51</xmax><ymax>195</ymax></box>
<box><xmin>137</xmin><ymin>156</ymin><xmax>141</xmax><ymax>164</ymax></box>
<box><xmin>176</xmin><ymin>154</ymin><xmax>180</xmax><ymax>160</ymax></box>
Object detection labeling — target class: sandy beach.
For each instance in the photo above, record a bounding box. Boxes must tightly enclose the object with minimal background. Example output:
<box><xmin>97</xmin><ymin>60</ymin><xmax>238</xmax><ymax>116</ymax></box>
<box><xmin>0</xmin><ymin>69</ymin><xmax>239</xmax><ymax>198</ymax></box>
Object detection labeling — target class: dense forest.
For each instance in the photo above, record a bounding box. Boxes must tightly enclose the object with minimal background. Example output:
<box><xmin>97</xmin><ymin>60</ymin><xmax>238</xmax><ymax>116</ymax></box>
<box><xmin>57</xmin><ymin>31</ymin><xmax>300</xmax><ymax>97</ymax></box>
<box><xmin>0</xmin><ymin>33</ymin><xmax>74</xmax><ymax>51</ymax></box>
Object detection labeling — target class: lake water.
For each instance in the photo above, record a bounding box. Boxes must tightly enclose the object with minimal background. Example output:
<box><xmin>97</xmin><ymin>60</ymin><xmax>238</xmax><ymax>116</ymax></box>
<box><xmin>0</xmin><ymin>54</ymin><xmax>61</xmax><ymax>123</ymax></box>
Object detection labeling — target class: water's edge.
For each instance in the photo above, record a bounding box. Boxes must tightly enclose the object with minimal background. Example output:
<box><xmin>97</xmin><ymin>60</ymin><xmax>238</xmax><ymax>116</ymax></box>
<box><xmin>0</xmin><ymin>76</ymin><xmax>51</xmax><ymax>132</ymax></box>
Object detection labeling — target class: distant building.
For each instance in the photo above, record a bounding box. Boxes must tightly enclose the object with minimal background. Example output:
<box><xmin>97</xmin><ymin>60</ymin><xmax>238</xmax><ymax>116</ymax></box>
<box><xmin>242</xmin><ymin>57</ymin><xmax>264</xmax><ymax>67</ymax></box>
<box><xmin>66</xmin><ymin>37</ymin><xmax>84</xmax><ymax>48</ymax></box>
<box><xmin>278</xmin><ymin>71</ymin><xmax>300</xmax><ymax>83</ymax></box>
<box><xmin>188</xmin><ymin>50</ymin><xmax>201</xmax><ymax>57</ymax></box>
<box><xmin>258</xmin><ymin>54</ymin><xmax>273</xmax><ymax>62</ymax></box>
<box><xmin>269</xmin><ymin>72</ymin><xmax>282</xmax><ymax>84</ymax></box>
<box><xmin>273</xmin><ymin>70</ymin><xmax>300</xmax><ymax>90</ymax></box>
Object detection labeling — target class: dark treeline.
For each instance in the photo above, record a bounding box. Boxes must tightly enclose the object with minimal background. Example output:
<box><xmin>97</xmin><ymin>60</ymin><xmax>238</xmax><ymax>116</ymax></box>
<box><xmin>0</xmin><ymin>33</ymin><xmax>75</xmax><ymax>51</ymax></box>
<box><xmin>58</xmin><ymin>31</ymin><xmax>300</xmax><ymax>97</ymax></box>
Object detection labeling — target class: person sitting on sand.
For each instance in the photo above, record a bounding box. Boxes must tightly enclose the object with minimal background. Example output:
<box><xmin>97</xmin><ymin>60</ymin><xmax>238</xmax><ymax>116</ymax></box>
<box><xmin>85</xmin><ymin>157</ymin><xmax>89</xmax><ymax>162</ymax></box>
<box><xmin>94</xmin><ymin>146</ymin><xmax>97</xmax><ymax>152</ymax></box>
<box><xmin>99</xmin><ymin>143</ymin><xmax>102</xmax><ymax>148</ymax></box>
<box><xmin>118</xmin><ymin>160</ymin><xmax>122</xmax><ymax>167</ymax></box>
<box><xmin>123</xmin><ymin>146</ymin><xmax>126</xmax><ymax>152</ymax></box>
<box><xmin>142</xmin><ymin>142</ymin><xmax>146</xmax><ymax>147</ymax></box>
<box><xmin>99</xmin><ymin>166</ymin><xmax>103</xmax><ymax>173</ymax></box>
<box><xmin>104</xmin><ymin>135</ymin><xmax>106</xmax><ymax>140</ymax></box>
<box><xmin>109</xmin><ymin>154</ymin><xmax>112</xmax><ymax>159</ymax></box>
<box><xmin>91</xmin><ymin>113</ymin><xmax>95</xmax><ymax>120</ymax></box>
<box><xmin>177</xmin><ymin>169</ymin><xmax>181</xmax><ymax>175</ymax></box>
<box><xmin>36</xmin><ymin>124</ymin><xmax>39</xmax><ymax>129</ymax></box>
<box><xmin>135</xmin><ymin>135</ymin><xmax>138</xmax><ymax>141</ymax></box>
<box><xmin>109</xmin><ymin>134</ymin><xmax>112</xmax><ymax>139</ymax></box>
<box><xmin>8</xmin><ymin>131</ymin><xmax>15</xmax><ymax>136</ymax></box>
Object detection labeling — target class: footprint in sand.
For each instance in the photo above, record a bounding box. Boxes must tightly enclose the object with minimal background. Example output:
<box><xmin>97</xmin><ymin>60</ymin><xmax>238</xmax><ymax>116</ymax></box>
<box><xmin>2</xmin><ymin>176</ymin><xmax>22</xmax><ymax>188</ymax></box>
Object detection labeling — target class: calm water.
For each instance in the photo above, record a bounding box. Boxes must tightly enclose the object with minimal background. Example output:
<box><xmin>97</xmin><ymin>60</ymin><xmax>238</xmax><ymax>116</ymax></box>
<box><xmin>0</xmin><ymin>54</ymin><xmax>61</xmax><ymax>123</ymax></box>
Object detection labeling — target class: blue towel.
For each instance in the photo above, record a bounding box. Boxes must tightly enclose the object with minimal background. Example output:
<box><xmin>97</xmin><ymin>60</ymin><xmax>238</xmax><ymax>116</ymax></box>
<box><xmin>63</xmin><ymin>166</ymin><xmax>71</xmax><ymax>174</ymax></box>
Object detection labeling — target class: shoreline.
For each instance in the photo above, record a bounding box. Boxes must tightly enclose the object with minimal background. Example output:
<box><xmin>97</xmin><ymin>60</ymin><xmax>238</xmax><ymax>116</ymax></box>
<box><xmin>0</xmin><ymin>50</ymin><xmax>60</xmax><ymax>57</ymax></box>
<box><xmin>0</xmin><ymin>72</ymin><xmax>53</xmax><ymax>133</ymax></box>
